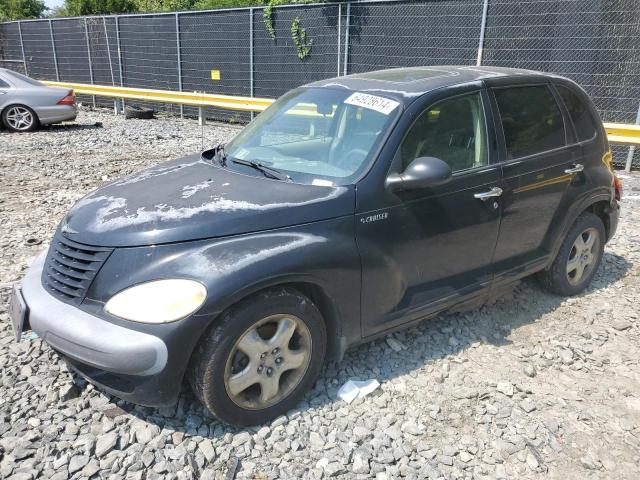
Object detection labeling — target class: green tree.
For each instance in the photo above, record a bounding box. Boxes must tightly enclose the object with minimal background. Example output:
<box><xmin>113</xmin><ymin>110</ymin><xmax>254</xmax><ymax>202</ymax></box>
<box><xmin>133</xmin><ymin>0</ymin><xmax>198</xmax><ymax>12</ymax></box>
<box><xmin>0</xmin><ymin>0</ymin><xmax>47</xmax><ymax>21</ymax></box>
<box><xmin>192</xmin><ymin>0</ymin><xmax>261</xmax><ymax>8</ymax></box>
<box><xmin>61</xmin><ymin>0</ymin><xmax>137</xmax><ymax>16</ymax></box>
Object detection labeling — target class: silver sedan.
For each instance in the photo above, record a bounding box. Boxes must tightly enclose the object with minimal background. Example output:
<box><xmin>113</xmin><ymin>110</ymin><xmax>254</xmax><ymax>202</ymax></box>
<box><xmin>0</xmin><ymin>68</ymin><xmax>78</xmax><ymax>132</ymax></box>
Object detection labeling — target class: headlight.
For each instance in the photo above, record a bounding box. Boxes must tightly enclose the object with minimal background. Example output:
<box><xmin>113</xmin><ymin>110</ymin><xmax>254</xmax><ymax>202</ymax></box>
<box><xmin>105</xmin><ymin>279</ymin><xmax>207</xmax><ymax>324</ymax></box>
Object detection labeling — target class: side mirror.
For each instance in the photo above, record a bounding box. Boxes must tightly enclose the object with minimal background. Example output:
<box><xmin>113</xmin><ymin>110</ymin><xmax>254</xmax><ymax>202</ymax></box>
<box><xmin>385</xmin><ymin>156</ymin><xmax>452</xmax><ymax>191</ymax></box>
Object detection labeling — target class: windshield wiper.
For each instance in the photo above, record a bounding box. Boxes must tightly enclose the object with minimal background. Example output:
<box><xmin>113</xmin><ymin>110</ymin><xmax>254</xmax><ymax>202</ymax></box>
<box><xmin>231</xmin><ymin>158</ymin><xmax>291</xmax><ymax>182</ymax></box>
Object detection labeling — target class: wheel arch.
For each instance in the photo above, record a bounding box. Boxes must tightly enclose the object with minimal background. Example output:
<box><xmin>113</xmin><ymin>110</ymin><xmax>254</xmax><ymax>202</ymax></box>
<box><xmin>547</xmin><ymin>192</ymin><xmax>613</xmax><ymax>267</ymax></box>
<box><xmin>1</xmin><ymin>103</ymin><xmax>39</xmax><ymax>130</ymax></box>
<box><xmin>585</xmin><ymin>199</ymin><xmax>612</xmax><ymax>239</ymax></box>
<box><xmin>200</xmin><ymin>276</ymin><xmax>346</xmax><ymax>363</ymax></box>
<box><xmin>286</xmin><ymin>281</ymin><xmax>344</xmax><ymax>362</ymax></box>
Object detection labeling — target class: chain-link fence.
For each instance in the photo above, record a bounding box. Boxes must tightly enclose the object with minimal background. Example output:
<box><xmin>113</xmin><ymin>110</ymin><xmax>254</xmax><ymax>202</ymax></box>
<box><xmin>1</xmin><ymin>0</ymin><xmax>639</xmax><ymax>166</ymax></box>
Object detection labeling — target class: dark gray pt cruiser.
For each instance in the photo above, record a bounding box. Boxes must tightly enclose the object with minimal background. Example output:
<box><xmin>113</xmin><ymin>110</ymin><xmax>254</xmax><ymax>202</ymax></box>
<box><xmin>10</xmin><ymin>66</ymin><xmax>621</xmax><ymax>425</ymax></box>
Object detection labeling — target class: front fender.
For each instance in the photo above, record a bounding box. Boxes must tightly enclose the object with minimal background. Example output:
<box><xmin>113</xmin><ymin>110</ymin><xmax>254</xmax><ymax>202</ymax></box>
<box><xmin>84</xmin><ymin>215</ymin><xmax>361</xmax><ymax>378</ymax></box>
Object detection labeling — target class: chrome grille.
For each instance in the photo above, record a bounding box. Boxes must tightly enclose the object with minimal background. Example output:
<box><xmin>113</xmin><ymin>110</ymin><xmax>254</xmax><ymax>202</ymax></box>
<box><xmin>42</xmin><ymin>233</ymin><xmax>113</xmax><ymax>304</ymax></box>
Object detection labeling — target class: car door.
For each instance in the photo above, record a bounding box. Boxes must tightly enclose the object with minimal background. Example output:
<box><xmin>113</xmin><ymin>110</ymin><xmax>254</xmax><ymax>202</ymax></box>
<box><xmin>356</xmin><ymin>87</ymin><xmax>503</xmax><ymax>337</ymax></box>
<box><xmin>486</xmin><ymin>80</ymin><xmax>583</xmax><ymax>286</ymax></box>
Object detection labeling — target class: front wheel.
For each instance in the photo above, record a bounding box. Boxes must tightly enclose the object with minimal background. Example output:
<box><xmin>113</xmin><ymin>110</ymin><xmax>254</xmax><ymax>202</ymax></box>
<box><xmin>538</xmin><ymin>212</ymin><xmax>605</xmax><ymax>296</ymax></box>
<box><xmin>188</xmin><ymin>287</ymin><xmax>326</xmax><ymax>426</ymax></box>
<box><xmin>2</xmin><ymin>105</ymin><xmax>39</xmax><ymax>132</ymax></box>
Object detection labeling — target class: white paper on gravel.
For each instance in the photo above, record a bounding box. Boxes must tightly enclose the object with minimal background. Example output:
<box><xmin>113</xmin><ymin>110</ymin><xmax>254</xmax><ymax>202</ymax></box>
<box><xmin>337</xmin><ymin>379</ymin><xmax>381</xmax><ymax>404</ymax></box>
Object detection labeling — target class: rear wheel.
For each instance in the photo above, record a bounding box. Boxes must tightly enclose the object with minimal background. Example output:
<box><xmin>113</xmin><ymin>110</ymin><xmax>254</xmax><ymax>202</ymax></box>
<box><xmin>538</xmin><ymin>212</ymin><xmax>605</xmax><ymax>296</ymax></box>
<box><xmin>188</xmin><ymin>287</ymin><xmax>326</xmax><ymax>426</ymax></box>
<box><xmin>2</xmin><ymin>105</ymin><xmax>38</xmax><ymax>132</ymax></box>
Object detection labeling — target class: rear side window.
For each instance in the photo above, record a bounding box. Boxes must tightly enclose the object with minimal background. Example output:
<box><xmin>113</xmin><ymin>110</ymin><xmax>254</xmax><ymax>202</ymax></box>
<box><xmin>0</xmin><ymin>78</ymin><xmax>10</xmax><ymax>88</ymax></box>
<box><xmin>557</xmin><ymin>85</ymin><xmax>598</xmax><ymax>142</ymax></box>
<box><xmin>494</xmin><ymin>85</ymin><xmax>565</xmax><ymax>159</ymax></box>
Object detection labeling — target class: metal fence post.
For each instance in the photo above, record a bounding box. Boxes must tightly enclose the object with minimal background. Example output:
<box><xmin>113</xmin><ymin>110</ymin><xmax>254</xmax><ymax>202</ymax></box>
<box><xmin>48</xmin><ymin>19</ymin><xmax>60</xmax><ymax>81</ymax></box>
<box><xmin>84</xmin><ymin>18</ymin><xmax>96</xmax><ymax>108</ymax></box>
<box><xmin>17</xmin><ymin>21</ymin><xmax>28</xmax><ymax>76</ymax></box>
<box><xmin>476</xmin><ymin>0</ymin><xmax>490</xmax><ymax>66</ymax></box>
<box><xmin>249</xmin><ymin>7</ymin><xmax>255</xmax><ymax>121</ymax></box>
<box><xmin>115</xmin><ymin>16</ymin><xmax>124</xmax><ymax>113</ymax></box>
<box><xmin>175</xmin><ymin>13</ymin><xmax>183</xmax><ymax>118</ymax></box>
<box><xmin>342</xmin><ymin>2</ymin><xmax>350</xmax><ymax>76</ymax></box>
<box><xmin>337</xmin><ymin>4</ymin><xmax>341</xmax><ymax>76</ymax></box>
<box><xmin>103</xmin><ymin>17</ymin><xmax>118</xmax><ymax>114</ymax></box>
<box><xmin>625</xmin><ymin>101</ymin><xmax>640</xmax><ymax>172</ymax></box>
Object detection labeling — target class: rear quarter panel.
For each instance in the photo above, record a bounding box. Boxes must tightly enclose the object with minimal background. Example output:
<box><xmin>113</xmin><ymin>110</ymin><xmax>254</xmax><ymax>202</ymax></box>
<box><xmin>1</xmin><ymin>86</ymin><xmax>71</xmax><ymax>121</ymax></box>
<box><xmin>542</xmin><ymin>79</ymin><xmax>614</xmax><ymax>260</ymax></box>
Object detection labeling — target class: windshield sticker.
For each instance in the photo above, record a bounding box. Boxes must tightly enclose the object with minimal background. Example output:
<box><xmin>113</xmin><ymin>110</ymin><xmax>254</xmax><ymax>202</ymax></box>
<box><xmin>344</xmin><ymin>92</ymin><xmax>399</xmax><ymax>115</ymax></box>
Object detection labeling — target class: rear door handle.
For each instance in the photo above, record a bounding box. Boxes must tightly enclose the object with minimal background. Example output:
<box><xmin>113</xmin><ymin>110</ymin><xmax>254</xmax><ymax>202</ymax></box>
<box><xmin>474</xmin><ymin>187</ymin><xmax>503</xmax><ymax>200</ymax></box>
<box><xmin>564</xmin><ymin>163</ymin><xmax>584</xmax><ymax>174</ymax></box>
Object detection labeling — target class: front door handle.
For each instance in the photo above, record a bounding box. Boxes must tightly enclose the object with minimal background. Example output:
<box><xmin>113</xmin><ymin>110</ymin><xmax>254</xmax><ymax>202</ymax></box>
<box><xmin>564</xmin><ymin>163</ymin><xmax>584</xmax><ymax>174</ymax></box>
<box><xmin>474</xmin><ymin>187</ymin><xmax>503</xmax><ymax>200</ymax></box>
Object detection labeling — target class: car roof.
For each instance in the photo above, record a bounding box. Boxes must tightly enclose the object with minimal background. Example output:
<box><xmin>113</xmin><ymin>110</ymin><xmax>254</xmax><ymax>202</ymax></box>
<box><xmin>306</xmin><ymin>65</ymin><xmax>565</xmax><ymax>103</ymax></box>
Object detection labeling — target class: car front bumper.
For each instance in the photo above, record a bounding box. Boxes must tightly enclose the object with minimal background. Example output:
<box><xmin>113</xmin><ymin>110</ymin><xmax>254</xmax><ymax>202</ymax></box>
<box><xmin>15</xmin><ymin>250</ymin><xmax>180</xmax><ymax>406</ymax></box>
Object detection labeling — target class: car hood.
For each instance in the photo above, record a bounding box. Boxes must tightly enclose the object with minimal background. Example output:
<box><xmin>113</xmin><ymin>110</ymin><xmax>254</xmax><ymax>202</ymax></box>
<box><xmin>63</xmin><ymin>154</ymin><xmax>355</xmax><ymax>247</ymax></box>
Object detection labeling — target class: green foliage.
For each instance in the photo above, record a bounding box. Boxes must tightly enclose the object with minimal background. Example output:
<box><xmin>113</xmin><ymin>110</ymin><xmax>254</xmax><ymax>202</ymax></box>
<box><xmin>262</xmin><ymin>1</ymin><xmax>316</xmax><ymax>42</ymax></box>
<box><xmin>62</xmin><ymin>0</ymin><xmax>136</xmax><ymax>16</ymax></box>
<box><xmin>131</xmin><ymin>0</ymin><xmax>197</xmax><ymax>13</ymax></box>
<box><xmin>261</xmin><ymin>1</ymin><xmax>314</xmax><ymax>60</ymax></box>
<box><xmin>0</xmin><ymin>0</ymin><xmax>47</xmax><ymax>21</ymax></box>
<box><xmin>193</xmin><ymin>0</ymin><xmax>261</xmax><ymax>9</ymax></box>
<box><xmin>59</xmin><ymin>0</ymin><xmax>263</xmax><ymax>18</ymax></box>
<box><xmin>263</xmin><ymin>1</ymin><xmax>275</xmax><ymax>39</ymax></box>
<box><xmin>0</xmin><ymin>0</ymin><xmax>327</xmax><ymax>20</ymax></box>
<box><xmin>290</xmin><ymin>15</ymin><xmax>310</xmax><ymax>60</ymax></box>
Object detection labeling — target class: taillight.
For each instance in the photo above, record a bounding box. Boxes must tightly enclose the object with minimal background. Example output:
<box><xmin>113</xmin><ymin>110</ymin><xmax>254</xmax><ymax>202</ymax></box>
<box><xmin>57</xmin><ymin>90</ymin><xmax>75</xmax><ymax>106</ymax></box>
<box><xmin>613</xmin><ymin>174</ymin><xmax>623</xmax><ymax>201</ymax></box>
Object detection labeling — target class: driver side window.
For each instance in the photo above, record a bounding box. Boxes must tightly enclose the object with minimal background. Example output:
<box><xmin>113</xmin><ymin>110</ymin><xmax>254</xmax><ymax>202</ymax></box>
<box><xmin>400</xmin><ymin>92</ymin><xmax>488</xmax><ymax>172</ymax></box>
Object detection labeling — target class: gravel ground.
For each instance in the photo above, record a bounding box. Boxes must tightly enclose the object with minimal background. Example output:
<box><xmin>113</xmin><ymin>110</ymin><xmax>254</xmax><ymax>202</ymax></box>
<box><xmin>1</xmin><ymin>108</ymin><xmax>639</xmax><ymax>480</ymax></box>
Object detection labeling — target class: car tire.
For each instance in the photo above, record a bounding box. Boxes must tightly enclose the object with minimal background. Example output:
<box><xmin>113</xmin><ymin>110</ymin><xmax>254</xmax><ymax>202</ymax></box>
<box><xmin>188</xmin><ymin>287</ymin><xmax>326</xmax><ymax>426</ymax></box>
<box><xmin>124</xmin><ymin>104</ymin><xmax>155</xmax><ymax>120</ymax></box>
<box><xmin>538</xmin><ymin>212</ymin><xmax>605</xmax><ymax>296</ymax></box>
<box><xmin>2</xmin><ymin>104</ymin><xmax>39</xmax><ymax>132</ymax></box>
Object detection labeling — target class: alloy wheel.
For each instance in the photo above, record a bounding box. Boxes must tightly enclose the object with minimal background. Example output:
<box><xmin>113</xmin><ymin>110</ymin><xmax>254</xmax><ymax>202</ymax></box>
<box><xmin>6</xmin><ymin>106</ymin><xmax>34</xmax><ymax>131</ymax></box>
<box><xmin>224</xmin><ymin>314</ymin><xmax>312</xmax><ymax>410</ymax></box>
<box><xmin>566</xmin><ymin>227</ymin><xmax>600</xmax><ymax>285</ymax></box>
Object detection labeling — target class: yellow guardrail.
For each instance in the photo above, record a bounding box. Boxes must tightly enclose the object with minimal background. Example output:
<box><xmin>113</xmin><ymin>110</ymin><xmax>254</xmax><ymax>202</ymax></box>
<box><xmin>603</xmin><ymin>122</ymin><xmax>640</xmax><ymax>146</ymax></box>
<box><xmin>44</xmin><ymin>81</ymin><xmax>640</xmax><ymax>148</ymax></box>
<box><xmin>44</xmin><ymin>81</ymin><xmax>274</xmax><ymax>112</ymax></box>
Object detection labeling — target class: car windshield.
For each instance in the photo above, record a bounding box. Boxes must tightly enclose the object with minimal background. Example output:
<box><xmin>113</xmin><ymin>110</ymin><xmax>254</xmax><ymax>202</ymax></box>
<box><xmin>224</xmin><ymin>87</ymin><xmax>401</xmax><ymax>185</ymax></box>
<box><xmin>5</xmin><ymin>69</ymin><xmax>44</xmax><ymax>87</ymax></box>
